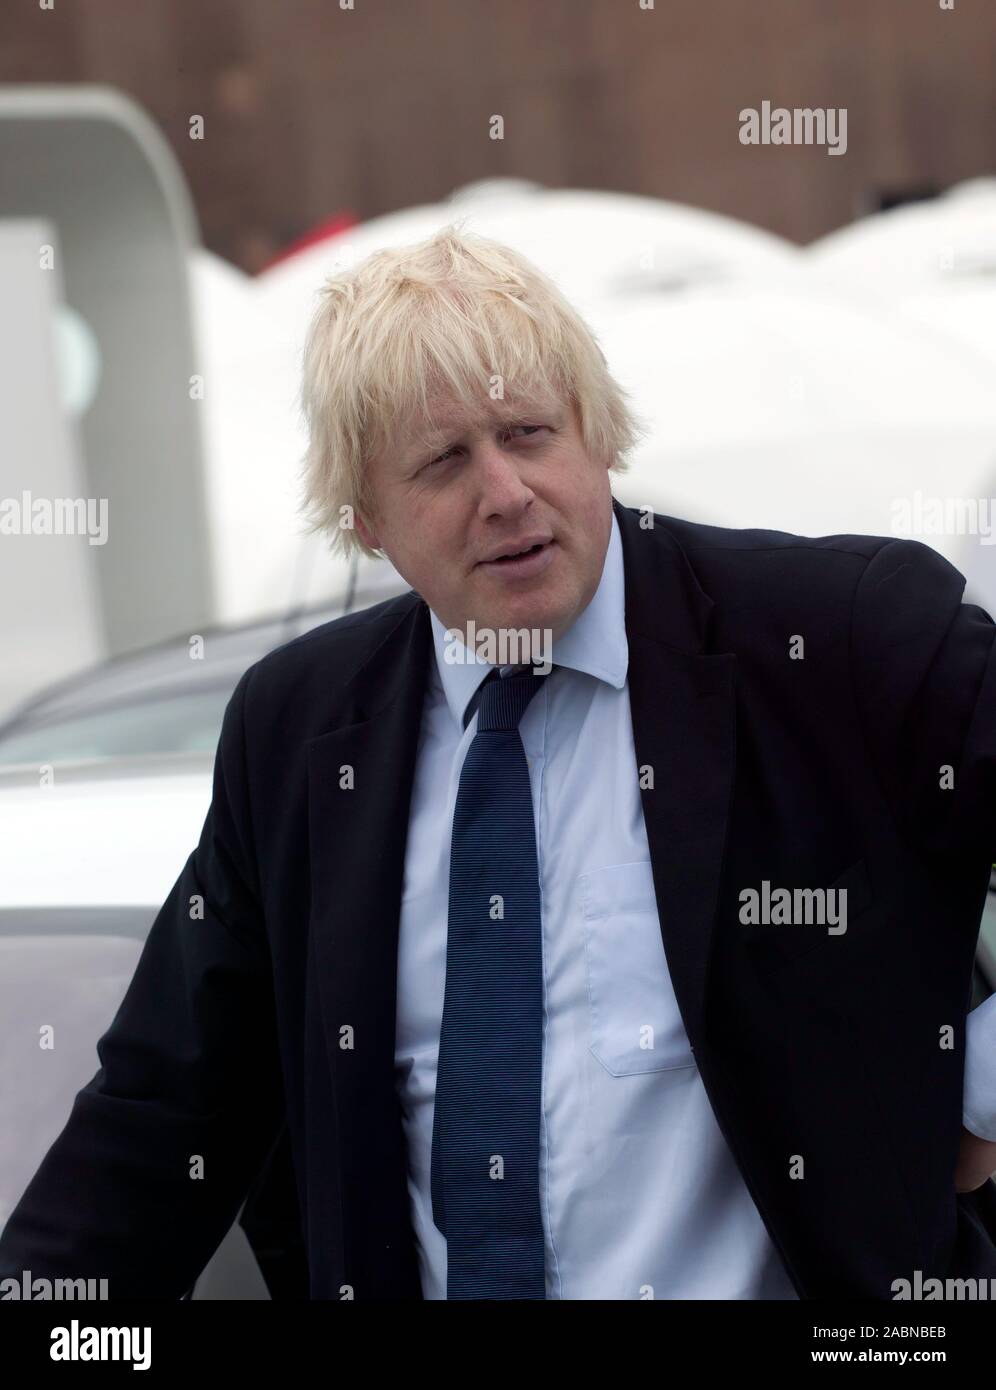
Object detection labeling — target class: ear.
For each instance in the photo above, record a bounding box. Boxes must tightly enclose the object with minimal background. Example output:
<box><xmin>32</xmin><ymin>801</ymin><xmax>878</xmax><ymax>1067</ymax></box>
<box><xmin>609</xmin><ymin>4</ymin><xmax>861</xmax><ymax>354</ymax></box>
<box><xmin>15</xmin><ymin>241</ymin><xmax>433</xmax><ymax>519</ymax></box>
<box><xmin>353</xmin><ymin>510</ymin><xmax>381</xmax><ymax>551</ymax></box>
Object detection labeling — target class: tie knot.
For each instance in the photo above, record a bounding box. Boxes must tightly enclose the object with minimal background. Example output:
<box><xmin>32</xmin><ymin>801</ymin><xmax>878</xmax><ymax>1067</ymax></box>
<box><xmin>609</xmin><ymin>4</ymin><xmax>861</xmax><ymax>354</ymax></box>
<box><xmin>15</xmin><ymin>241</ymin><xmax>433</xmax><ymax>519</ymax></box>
<box><xmin>464</xmin><ymin>664</ymin><xmax>553</xmax><ymax>733</ymax></box>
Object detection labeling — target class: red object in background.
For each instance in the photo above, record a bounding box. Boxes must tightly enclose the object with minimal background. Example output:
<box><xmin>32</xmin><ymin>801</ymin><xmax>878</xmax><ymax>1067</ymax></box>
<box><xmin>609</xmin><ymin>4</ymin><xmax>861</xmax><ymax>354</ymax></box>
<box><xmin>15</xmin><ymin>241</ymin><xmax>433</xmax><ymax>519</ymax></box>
<box><xmin>258</xmin><ymin>212</ymin><xmax>359</xmax><ymax>274</ymax></box>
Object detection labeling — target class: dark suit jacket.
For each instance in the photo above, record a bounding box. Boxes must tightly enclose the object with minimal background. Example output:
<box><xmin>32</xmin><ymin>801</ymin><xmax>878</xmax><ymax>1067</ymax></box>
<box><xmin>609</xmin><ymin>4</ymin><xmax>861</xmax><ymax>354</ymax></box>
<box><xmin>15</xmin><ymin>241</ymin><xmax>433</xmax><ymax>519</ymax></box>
<box><xmin>3</xmin><ymin>497</ymin><xmax>996</xmax><ymax>1300</ymax></box>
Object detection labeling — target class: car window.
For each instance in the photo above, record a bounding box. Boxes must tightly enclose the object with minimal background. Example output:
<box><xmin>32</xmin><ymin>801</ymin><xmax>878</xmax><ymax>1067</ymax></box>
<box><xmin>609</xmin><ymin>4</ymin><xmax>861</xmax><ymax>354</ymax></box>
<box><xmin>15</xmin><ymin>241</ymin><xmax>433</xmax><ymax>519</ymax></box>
<box><xmin>0</xmin><ymin>688</ymin><xmax>233</xmax><ymax>765</ymax></box>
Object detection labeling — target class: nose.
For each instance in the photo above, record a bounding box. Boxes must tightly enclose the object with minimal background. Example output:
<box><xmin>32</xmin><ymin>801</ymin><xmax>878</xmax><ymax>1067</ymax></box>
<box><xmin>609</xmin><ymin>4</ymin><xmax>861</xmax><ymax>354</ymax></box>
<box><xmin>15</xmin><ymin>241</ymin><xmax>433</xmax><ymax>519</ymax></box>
<box><xmin>473</xmin><ymin>437</ymin><xmax>534</xmax><ymax>520</ymax></box>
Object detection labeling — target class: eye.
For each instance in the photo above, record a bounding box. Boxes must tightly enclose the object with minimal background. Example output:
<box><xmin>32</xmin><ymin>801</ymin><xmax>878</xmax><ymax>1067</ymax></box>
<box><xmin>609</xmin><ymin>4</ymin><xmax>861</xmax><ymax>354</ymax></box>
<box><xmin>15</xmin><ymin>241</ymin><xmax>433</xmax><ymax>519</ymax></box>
<box><xmin>419</xmin><ymin>445</ymin><xmax>458</xmax><ymax>473</ymax></box>
<box><xmin>419</xmin><ymin>424</ymin><xmax>547</xmax><ymax>474</ymax></box>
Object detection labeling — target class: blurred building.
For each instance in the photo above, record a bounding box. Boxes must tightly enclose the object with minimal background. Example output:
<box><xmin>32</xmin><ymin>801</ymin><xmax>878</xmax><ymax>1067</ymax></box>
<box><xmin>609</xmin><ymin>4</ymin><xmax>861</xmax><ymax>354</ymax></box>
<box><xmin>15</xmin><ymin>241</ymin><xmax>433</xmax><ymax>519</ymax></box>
<box><xmin>2</xmin><ymin>0</ymin><xmax>994</xmax><ymax>270</ymax></box>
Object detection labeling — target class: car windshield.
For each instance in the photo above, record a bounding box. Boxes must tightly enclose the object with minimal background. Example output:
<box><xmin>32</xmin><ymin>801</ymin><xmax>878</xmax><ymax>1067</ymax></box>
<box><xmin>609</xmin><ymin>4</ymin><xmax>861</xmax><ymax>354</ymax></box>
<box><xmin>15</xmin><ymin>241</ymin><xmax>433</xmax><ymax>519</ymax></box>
<box><xmin>0</xmin><ymin>688</ymin><xmax>232</xmax><ymax>765</ymax></box>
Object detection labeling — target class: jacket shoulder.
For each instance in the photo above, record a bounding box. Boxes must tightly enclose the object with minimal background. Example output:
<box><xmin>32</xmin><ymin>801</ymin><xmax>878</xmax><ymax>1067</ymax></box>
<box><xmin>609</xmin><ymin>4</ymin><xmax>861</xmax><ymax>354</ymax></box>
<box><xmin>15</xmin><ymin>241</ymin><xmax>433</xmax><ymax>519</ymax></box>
<box><xmin>239</xmin><ymin>588</ymin><xmax>422</xmax><ymax>713</ymax></box>
<box><xmin>644</xmin><ymin>510</ymin><xmax>966</xmax><ymax>614</ymax></box>
<box><xmin>651</xmin><ymin>509</ymin><xmax>886</xmax><ymax>562</ymax></box>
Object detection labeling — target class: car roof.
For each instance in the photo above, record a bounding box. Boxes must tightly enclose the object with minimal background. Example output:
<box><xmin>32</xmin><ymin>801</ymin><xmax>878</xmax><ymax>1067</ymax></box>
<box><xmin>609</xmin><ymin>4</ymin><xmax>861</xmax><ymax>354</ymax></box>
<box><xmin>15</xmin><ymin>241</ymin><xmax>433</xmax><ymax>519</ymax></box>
<box><xmin>0</xmin><ymin>582</ymin><xmax>407</xmax><ymax>738</ymax></box>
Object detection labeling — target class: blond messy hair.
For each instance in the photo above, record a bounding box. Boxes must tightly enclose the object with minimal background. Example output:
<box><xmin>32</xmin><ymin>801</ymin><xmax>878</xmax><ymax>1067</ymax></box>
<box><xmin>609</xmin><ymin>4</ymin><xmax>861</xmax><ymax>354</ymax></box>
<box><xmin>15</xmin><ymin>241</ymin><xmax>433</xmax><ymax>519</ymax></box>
<box><xmin>296</xmin><ymin>222</ymin><xmax>646</xmax><ymax>561</ymax></box>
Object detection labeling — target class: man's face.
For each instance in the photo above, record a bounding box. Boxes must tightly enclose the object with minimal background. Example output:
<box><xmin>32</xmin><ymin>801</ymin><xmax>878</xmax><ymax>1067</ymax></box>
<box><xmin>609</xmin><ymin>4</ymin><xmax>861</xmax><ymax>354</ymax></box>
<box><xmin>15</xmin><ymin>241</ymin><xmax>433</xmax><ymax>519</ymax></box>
<box><xmin>354</xmin><ymin>394</ymin><xmax>613</xmax><ymax>649</ymax></box>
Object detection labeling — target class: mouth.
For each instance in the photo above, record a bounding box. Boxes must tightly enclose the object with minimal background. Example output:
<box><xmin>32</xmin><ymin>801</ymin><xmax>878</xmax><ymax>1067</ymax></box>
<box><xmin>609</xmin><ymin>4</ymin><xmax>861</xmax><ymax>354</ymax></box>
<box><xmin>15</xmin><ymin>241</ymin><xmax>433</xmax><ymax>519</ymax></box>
<box><xmin>477</xmin><ymin>538</ymin><xmax>557</xmax><ymax>579</ymax></box>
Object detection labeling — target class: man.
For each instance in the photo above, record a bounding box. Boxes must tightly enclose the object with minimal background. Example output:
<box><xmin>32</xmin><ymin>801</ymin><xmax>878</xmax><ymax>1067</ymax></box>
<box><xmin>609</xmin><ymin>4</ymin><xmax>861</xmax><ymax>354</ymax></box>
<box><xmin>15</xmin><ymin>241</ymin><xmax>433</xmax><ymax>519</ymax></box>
<box><xmin>2</xmin><ymin>227</ymin><xmax>995</xmax><ymax>1300</ymax></box>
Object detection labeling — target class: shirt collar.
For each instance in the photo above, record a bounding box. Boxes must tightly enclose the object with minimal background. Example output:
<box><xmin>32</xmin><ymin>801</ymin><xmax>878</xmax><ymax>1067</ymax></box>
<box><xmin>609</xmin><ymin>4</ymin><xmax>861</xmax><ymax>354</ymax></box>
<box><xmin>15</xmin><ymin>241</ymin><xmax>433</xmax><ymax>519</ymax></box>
<box><xmin>428</xmin><ymin>506</ymin><xmax>629</xmax><ymax>730</ymax></box>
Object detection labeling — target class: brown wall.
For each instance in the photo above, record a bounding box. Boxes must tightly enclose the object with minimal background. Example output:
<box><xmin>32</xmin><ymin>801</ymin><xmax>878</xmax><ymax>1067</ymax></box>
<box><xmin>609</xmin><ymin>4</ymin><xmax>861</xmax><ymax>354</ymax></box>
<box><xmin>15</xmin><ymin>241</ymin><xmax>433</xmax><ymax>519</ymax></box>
<box><xmin>2</xmin><ymin>0</ymin><xmax>994</xmax><ymax>270</ymax></box>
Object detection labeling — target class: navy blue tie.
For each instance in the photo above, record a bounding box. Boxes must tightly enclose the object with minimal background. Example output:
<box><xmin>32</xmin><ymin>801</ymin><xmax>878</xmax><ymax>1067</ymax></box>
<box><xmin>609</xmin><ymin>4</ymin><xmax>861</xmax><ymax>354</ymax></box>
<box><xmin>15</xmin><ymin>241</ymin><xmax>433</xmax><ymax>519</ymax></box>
<box><xmin>430</xmin><ymin>662</ymin><xmax>553</xmax><ymax>1299</ymax></box>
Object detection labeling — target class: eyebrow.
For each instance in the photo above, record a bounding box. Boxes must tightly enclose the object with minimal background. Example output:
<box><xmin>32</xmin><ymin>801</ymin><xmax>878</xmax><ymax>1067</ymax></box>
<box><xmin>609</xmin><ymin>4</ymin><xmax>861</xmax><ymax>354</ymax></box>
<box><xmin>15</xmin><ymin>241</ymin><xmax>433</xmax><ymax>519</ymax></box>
<box><xmin>409</xmin><ymin>402</ymin><xmax>564</xmax><ymax>456</ymax></box>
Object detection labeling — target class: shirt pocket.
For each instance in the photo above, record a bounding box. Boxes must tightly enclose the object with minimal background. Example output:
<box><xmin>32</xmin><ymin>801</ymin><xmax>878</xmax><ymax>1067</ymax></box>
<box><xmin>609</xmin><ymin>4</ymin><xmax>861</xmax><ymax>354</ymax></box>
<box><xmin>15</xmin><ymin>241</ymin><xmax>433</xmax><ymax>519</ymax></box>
<box><xmin>578</xmin><ymin>860</ymin><xmax>696</xmax><ymax>1077</ymax></box>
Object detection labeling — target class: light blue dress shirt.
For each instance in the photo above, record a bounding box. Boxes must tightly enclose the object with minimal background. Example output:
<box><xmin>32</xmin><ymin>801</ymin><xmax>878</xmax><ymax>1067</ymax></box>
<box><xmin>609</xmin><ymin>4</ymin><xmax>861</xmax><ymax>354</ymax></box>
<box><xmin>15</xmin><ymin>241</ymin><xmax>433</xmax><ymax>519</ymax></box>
<box><xmin>393</xmin><ymin>509</ymin><xmax>996</xmax><ymax>1299</ymax></box>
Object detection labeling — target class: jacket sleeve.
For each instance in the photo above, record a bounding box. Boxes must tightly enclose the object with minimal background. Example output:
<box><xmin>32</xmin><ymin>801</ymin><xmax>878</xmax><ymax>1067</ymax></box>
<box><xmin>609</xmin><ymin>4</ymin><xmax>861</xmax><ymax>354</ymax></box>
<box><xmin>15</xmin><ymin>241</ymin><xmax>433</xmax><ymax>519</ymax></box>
<box><xmin>850</xmin><ymin>539</ymin><xmax>996</xmax><ymax>1143</ymax></box>
<box><xmin>850</xmin><ymin>536</ymin><xmax>996</xmax><ymax>865</ymax></box>
<box><xmin>0</xmin><ymin>664</ymin><xmax>286</xmax><ymax>1299</ymax></box>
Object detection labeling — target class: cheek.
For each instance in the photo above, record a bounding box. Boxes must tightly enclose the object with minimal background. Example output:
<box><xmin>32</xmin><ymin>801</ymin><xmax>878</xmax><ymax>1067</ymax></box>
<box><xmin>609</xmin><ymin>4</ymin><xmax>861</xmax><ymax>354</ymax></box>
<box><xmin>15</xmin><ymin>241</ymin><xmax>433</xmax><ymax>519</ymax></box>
<box><xmin>405</xmin><ymin>521</ymin><xmax>462</xmax><ymax>589</ymax></box>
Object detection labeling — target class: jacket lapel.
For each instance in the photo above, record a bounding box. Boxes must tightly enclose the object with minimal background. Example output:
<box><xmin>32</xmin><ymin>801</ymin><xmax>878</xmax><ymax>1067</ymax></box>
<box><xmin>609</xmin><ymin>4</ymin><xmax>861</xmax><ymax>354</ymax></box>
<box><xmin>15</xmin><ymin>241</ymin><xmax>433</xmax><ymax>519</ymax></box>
<box><xmin>612</xmin><ymin>498</ymin><xmax>737</xmax><ymax>1050</ymax></box>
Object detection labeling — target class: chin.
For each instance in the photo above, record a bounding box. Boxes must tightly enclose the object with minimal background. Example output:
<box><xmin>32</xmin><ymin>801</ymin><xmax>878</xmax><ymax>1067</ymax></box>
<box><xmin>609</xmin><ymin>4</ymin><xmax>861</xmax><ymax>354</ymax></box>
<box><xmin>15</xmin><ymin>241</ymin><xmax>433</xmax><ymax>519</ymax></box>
<box><xmin>500</xmin><ymin>594</ymin><xmax>564</xmax><ymax>635</ymax></box>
